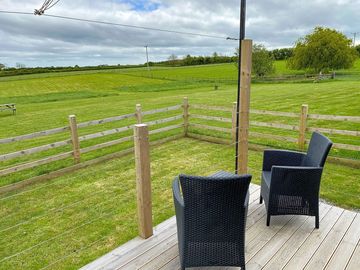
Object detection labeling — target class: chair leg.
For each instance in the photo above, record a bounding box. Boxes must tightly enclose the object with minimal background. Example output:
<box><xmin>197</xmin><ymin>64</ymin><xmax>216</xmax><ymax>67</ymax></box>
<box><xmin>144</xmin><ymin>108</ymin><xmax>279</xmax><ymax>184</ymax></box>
<box><xmin>315</xmin><ymin>214</ymin><xmax>319</xmax><ymax>229</ymax></box>
<box><xmin>266</xmin><ymin>213</ymin><xmax>271</xmax><ymax>226</ymax></box>
<box><xmin>259</xmin><ymin>195</ymin><xmax>263</xmax><ymax>204</ymax></box>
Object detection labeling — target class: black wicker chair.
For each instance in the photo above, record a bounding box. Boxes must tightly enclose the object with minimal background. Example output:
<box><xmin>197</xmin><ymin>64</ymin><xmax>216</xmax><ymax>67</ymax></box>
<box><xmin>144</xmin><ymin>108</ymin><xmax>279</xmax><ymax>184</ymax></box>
<box><xmin>173</xmin><ymin>171</ymin><xmax>251</xmax><ymax>270</ymax></box>
<box><xmin>260</xmin><ymin>132</ymin><xmax>332</xmax><ymax>228</ymax></box>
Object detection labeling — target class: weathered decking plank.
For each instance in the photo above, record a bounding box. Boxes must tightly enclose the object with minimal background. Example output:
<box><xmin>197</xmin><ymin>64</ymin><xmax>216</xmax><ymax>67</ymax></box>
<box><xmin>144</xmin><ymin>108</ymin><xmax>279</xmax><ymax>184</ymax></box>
<box><xmin>262</xmin><ymin>203</ymin><xmax>332</xmax><ymax>270</ymax></box>
<box><xmin>282</xmin><ymin>206</ymin><xmax>344</xmax><ymax>270</ymax></box>
<box><xmin>304</xmin><ymin>210</ymin><xmax>356</xmax><ymax>270</ymax></box>
<box><xmin>325</xmin><ymin>214</ymin><xmax>360</xmax><ymax>270</ymax></box>
<box><xmin>81</xmin><ymin>184</ymin><xmax>359</xmax><ymax>270</ymax></box>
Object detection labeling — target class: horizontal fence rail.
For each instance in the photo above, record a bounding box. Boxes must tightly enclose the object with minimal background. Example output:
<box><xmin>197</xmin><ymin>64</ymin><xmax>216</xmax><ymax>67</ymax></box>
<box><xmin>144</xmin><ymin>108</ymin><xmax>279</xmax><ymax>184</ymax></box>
<box><xmin>191</xmin><ymin>104</ymin><xmax>232</xmax><ymax>112</ymax></box>
<box><xmin>191</xmin><ymin>114</ymin><xmax>232</xmax><ymax>123</ymax></box>
<box><xmin>251</xmin><ymin>109</ymin><xmax>299</xmax><ymax>118</ymax></box>
<box><xmin>0</xmin><ymin>139</ymin><xmax>72</xmax><ymax>161</ymax></box>
<box><xmin>0</xmin><ymin>126</ymin><xmax>70</xmax><ymax>144</ymax></box>
<box><xmin>142</xmin><ymin>104</ymin><xmax>182</xmax><ymax>116</ymax></box>
<box><xmin>307</xmin><ymin>114</ymin><xmax>360</xmax><ymax>122</ymax></box>
<box><xmin>0</xmin><ymin>152</ymin><xmax>73</xmax><ymax>177</ymax></box>
<box><xmin>77</xmin><ymin>113</ymin><xmax>136</xmax><ymax>128</ymax></box>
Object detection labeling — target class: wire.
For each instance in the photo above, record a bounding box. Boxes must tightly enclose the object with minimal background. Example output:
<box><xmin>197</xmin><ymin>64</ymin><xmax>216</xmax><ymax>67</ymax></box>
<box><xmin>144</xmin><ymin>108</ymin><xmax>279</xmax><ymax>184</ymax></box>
<box><xmin>0</xmin><ymin>10</ymin><xmax>237</xmax><ymax>40</ymax></box>
<box><xmin>39</xmin><ymin>235</ymin><xmax>108</xmax><ymax>269</ymax></box>
<box><xmin>0</xmin><ymin>193</ymin><xmax>132</xmax><ymax>263</ymax></box>
<box><xmin>0</xmin><ymin>186</ymin><xmax>130</xmax><ymax>233</ymax></box>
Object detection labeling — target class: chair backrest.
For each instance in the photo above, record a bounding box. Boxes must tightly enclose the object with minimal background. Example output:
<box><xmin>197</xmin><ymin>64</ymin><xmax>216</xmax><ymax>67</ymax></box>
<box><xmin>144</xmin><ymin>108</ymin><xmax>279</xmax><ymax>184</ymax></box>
<box><xmin>302</xmin><ymin>132</ymin><xmax>333</xmax><ymax>167</ymax></box>
<box><xmin>179</xmin><ymin>174</ymin><xmax>251</xmax><ymax>241</ymax></box>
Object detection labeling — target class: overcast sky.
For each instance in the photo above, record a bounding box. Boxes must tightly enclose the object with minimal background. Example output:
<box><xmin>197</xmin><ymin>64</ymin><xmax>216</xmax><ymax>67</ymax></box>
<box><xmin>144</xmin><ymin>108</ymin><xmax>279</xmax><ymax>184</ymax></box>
<box><xmin>0</xmin><ymin>0</ymin><xmax>359</xmax><ymax>67</ymax></box>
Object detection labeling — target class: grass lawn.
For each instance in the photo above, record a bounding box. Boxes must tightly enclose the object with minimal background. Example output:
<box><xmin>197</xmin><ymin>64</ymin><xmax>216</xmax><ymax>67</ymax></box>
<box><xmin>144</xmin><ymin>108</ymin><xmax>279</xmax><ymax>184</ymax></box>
<box><xmin>0</xmin><ymin>61</ymin><xmax>359</xmax><ymax>186</ymax></box>
<box><xmin>0</xmin><ymin>61</ymin><xmax>359</xmax><ymax>269</ymax></box>
<box><xmin>0</xmin><ymin>138</ymin><xmax>359</xmax><ymax>270</ymax></box>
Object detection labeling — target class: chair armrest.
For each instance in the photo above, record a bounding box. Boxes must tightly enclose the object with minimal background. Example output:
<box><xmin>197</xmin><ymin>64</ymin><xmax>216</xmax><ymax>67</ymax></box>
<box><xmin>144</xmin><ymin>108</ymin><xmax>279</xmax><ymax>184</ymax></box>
<box><xmin>172</xmin><ymin>177</ymin><xmax>185</xmax><ymax>261</ymax></box>
<box><xmin>244</xmin><ymin>190</ymin><xmax>249</xmax><ymax>208</ymax></box>
<box><xmin>263</xmin><ymin>150</ymin><xmax>306</xmax><ymax>171</ymax></box>
<box><xmin>172</xmin><ymin>176</ymin><xmax>184</xmax><ymax>208</ymax></box>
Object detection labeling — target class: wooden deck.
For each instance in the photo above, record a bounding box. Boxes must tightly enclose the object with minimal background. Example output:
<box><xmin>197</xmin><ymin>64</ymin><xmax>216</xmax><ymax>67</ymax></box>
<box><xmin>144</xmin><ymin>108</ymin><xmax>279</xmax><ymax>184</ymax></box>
<box><xmin>81</xmin><ymin>184</ymin><xmax>360</xmax><ymax>270</ymax></box>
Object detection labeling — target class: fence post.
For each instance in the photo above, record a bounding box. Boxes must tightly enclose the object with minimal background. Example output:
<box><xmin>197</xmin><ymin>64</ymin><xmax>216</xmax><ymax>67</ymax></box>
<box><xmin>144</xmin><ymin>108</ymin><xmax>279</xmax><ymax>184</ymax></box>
<box><xmin>134</xmin><ymin>124</ymin><xmax>153</xmax><ymax>239</ymax></box>
<box><xmin>232</xmin><ymin>102</ymin><xmax>237</xmax><ymax>143</ymax></box>
<box><xmin>183</xmin><ymin>97</ymin><xmax>189</xmax><ymax>136</ymax></box>
<box><xmin>237</xmin><ymin>40</ymin><xmax>253</xmax><ymax>174</ymax></box>
<box><xmin>298</xmin><ymin>104</ymin><xmax>309</xmax><ymax>150</ymax></box>
<box><xmin>135</xmin><ymin>104</ymin><xmax>143</xmax><ymax>124</ymax></box>
<box><xmin>69</xmin><ymin>115</ymin><xmax>81</xmax><ymax>164</ymax></box>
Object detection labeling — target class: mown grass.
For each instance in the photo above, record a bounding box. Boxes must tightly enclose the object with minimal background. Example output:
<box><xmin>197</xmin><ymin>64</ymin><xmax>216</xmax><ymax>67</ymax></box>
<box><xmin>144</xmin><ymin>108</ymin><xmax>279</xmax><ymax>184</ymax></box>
<box><xmin>0</xmin><ymin>138</ymin><xmax>358</xmax><ymax>270</ymax></box>
<box><xmin>0</xmin><ymin>61</ymin><xmax>359</xmax><ymax>186</ymax></box>
<box><xmin>0</xmin><ymin>61</ymin><xmax>359</xmax><ymax>270</ymax></box>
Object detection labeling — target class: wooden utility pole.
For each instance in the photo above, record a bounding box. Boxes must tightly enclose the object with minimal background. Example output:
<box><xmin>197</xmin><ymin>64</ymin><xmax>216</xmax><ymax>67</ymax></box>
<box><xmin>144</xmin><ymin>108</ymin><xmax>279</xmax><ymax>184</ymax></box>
<box><xmin>134</xmin><ymin>124</ymin><xmax>153</xmax><ymax>239</ymax></box>
<box><xmin>237</xmin><ymin>40</ymin><xmax>252</xmax><ymax>174</ymax></box>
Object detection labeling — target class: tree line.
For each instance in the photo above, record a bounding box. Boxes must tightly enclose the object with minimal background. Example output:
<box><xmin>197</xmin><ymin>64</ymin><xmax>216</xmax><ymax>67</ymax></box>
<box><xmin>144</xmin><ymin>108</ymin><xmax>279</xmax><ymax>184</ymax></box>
<box><xmin>1</xmin><ymin>27</ymin><xmax>359</xmax><ymax>77</ymax></box>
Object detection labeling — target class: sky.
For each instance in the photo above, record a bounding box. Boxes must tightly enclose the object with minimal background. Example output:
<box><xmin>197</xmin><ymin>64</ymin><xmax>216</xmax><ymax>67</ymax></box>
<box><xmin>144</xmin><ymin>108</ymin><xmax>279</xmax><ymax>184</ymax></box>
<box><xmin>0</xmin><ymin>0</ymin><xmax>359</xmax><ymax>67</ymax></box>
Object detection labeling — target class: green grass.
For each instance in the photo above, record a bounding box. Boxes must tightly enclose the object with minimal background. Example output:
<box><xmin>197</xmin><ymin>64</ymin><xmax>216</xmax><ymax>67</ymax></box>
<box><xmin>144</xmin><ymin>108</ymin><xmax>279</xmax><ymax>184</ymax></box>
<box><xmin>0</xmin><ymin>138</ymin><xmax>358</xmax><ymax>270</ymax></box>
<box><xmin>0</xmin><ymin>61</ymin><xmax>359</xmax><ymax>186</ymax></box>
<box><xmin>0</xmin><ymin>61</ymin><xmax>359</xmax><ymax>269</ymax></box>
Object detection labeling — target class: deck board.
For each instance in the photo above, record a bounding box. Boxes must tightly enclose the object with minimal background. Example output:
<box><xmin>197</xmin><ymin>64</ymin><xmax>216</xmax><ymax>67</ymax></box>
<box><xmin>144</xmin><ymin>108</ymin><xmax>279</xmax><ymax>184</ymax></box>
<box><xmin>80</xmin><ymin>184</ymin><xmax>359</xmax><ymax>270</ymax></box>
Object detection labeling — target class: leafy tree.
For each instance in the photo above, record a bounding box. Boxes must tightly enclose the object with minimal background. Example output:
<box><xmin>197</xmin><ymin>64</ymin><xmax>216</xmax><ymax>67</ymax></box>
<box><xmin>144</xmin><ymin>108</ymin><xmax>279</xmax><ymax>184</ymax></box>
<box><xmin>252</xmin><ymin>44</ymin><xmax>275</xmax><ymax>76</ymax></box>
<box><xmin>0</xmin><ymin>63</ymin><xmax>5</xmax><ymax>70</ymax></box>
<box><xmin>355</xmin><ymin>45</ymin><xmax>360</xmax><ymax>56</ymax></box>
<box><xmin>288</xmin><ymin>27</ymin><xmax>358</xmax><ymax>72</ymax></box>
<box><xmin>212</xmin><ymin>52</ymin><xmax>219</xmax><ymax>63</ymax></box>
<box><xmin>236</xmin><ymin>44</ymin><xmax>275</xmax><ymax>76</ymax></box>
<box><xmin>271</xmin><ymin>48</ymin><xmax>293</xmax><ymax>60</ymax></box>
<box><xmin>168</xmin><ymin>54</ymin><xmax>178</xmax><ymax>66</ymax></box>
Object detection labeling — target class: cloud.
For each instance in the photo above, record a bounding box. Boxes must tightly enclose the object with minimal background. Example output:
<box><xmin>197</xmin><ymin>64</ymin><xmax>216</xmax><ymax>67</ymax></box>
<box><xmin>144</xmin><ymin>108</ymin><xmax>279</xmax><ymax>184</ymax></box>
<box><xmin>0</xmin><ymin>0</ymin><xmax>359</xmax><ymax>67</ymax></box>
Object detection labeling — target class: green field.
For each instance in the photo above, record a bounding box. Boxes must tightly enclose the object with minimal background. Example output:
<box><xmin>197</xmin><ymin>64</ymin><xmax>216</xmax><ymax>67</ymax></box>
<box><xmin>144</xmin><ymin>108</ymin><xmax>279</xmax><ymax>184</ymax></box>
<box><xmin>0</xmin><ymin>61</ymin><xmax>359</xmax><ymax>269</ymax></box>
<box><xmin>0</xmin><ymin>139</ymin><xmax>358</xmax><ymax>270</ymax></box>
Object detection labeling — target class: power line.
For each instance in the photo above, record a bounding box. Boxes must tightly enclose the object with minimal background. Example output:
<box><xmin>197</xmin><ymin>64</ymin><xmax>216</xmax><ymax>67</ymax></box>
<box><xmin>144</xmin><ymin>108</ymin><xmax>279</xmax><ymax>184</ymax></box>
<box><xmin>0</xmin><ymin>10</ymin><xmax>237</xmax><ymax>41</ymax></box>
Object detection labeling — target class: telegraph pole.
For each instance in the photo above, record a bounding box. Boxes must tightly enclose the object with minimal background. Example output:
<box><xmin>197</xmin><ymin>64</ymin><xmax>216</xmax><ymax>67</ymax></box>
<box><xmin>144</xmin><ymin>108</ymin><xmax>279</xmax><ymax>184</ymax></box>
<box><xmin>351</xmin><ymin>32</ymin><xmax>358</xmax><ymax>47</ymax></box>
<box><xmin>234</xmin><ymin>0</ymin><xmax>247</xmax><ymax>174</ymax></box>
<box><xmin>144</xmin><ymin>45</ymin><xmax>150</xmax><ymax>76</ymax></box>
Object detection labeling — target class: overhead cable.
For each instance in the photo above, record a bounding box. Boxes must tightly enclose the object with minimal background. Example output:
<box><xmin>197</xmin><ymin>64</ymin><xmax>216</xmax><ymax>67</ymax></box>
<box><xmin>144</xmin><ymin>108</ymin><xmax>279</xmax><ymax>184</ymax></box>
<box><xmin>0</xmin><ymin>10</ymin><xmax>238</xmax><ymax>40</ymax></box>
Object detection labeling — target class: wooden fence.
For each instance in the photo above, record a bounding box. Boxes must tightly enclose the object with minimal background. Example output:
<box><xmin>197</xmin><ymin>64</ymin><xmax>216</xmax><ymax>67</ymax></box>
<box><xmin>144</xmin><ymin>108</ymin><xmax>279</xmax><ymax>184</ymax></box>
<box><xmin>0</xmin><ymin>98</ymin><xmax>359</xmax><ymax>193</ymax></box>
<box><xmin>0</xmin><ymin>103</ymin><xmax>184</xmax><ymax>181</ymax></box>
<box><xmin>188</xmin><ymin>103</ymin><xmax>360</xmax><ymax>153</ymax></box>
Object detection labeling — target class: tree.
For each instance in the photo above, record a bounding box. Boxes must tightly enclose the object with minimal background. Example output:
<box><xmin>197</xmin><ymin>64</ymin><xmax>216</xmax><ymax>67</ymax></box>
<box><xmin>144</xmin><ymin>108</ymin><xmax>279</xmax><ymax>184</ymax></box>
<box><xmin>168</xmin><ymin>54</ymin><xmax>178</xmax><ymax>66</ymax></box>
<box><xmin>0</xmin><ymin>63</ymin><xmax>5</xmax><ymax>70</ymax></box>
<box><xmin>355</xmin><ymin>45</ymin><xmax>360</xmax><ymax>56</ymax></box>
<box><xmin>16</xmin><ymin>62</ymin><xmax>26</xmax><ymax>68</ymax></box>
<box><xmin>288</xmin><ymin>27</ymin><xmax>358</xmax><ymax>72</ymax></box>
<box><xmin>271</xmin><ymin>48</ymin><xmax>293</xmax><ymax>60</ymax></box>
<box><xmin>252</xmin><ymin>44</ymin><xmax>275</xmax><ymax>76</ymax></box>
<box><xmin>236</xmin><ymin>44</ymin><xmax>275</xmax><ymax>77</ymax></box>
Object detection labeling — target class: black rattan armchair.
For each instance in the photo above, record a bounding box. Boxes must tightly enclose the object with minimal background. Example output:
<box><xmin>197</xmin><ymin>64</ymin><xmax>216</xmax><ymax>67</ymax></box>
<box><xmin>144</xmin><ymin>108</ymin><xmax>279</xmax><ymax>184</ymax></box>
<box><xmin>260</xmin><ymin>132</ymin><xmax>332</xmax><ymax>228</ymax></box>
<box><xmin>173</xmin><ymin>171</ymin><xmax>251</xmax><ymax>270</ymax></box>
